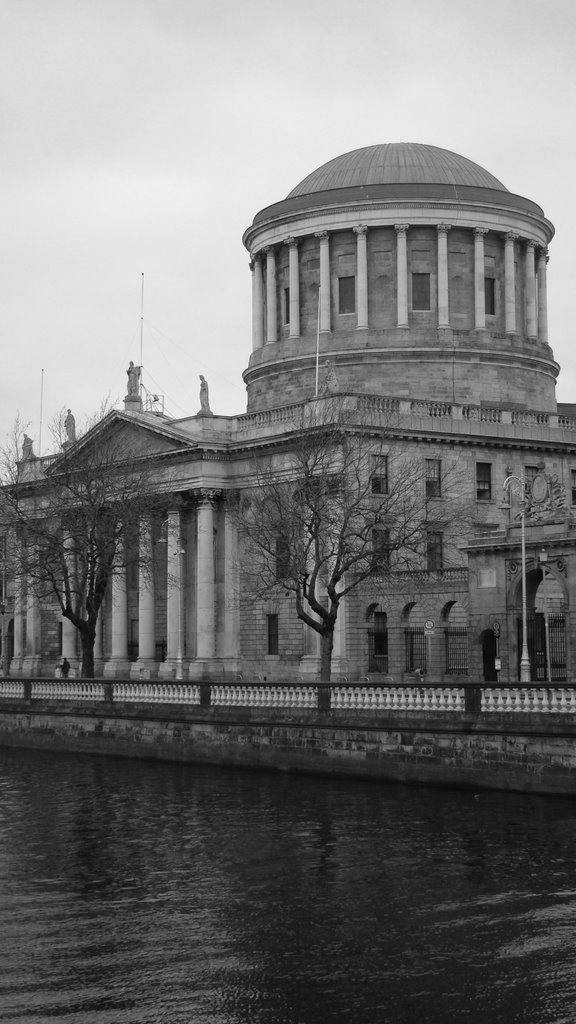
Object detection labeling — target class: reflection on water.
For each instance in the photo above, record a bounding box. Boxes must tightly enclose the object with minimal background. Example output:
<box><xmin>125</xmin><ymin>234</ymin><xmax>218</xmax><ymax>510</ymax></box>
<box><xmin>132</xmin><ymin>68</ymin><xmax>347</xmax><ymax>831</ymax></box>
<box><xmin>1</xmin><ymin>748</ymin><xmax>576</xmax><ymax>1023</ymax></box>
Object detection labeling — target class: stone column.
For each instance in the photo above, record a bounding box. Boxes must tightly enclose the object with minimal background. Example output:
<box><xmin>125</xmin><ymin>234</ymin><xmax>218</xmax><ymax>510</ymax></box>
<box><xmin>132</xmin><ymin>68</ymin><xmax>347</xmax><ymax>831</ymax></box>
<box><xmin>331</xmin><ymin>594</ymin><xmax>349</xmax><ymax>679</ymax></box>
<box><xmin>286</xmin><ymin>237</ymin><xmax>300</xmax><ymax>339</ymax></box>
<box><xmin>474</xmin><ymin>228</ymin><xmax>487</xmax><ymax>330</ymax></box>
<box><xmin>61</xmin><ymin>615</ymin><xmax>77</xmax><ymax>663</ymax></box>
<box><xmin>504</xmin><ymin>232</ymin><xmax>517</xmax><ymax>334</ymax></box>
<box><xmin>159</xmin><ymin>509</ymin><xmax>183</xmax><ymax>679</ymax></box>
<box><xmin>265</xmin><ymin>247</ymin><xmax>277</xmax><ymax>343</ymax></box>
<box><xmin>93</xmin><ymin>609</ymin><xmax>103</xmax><ymax>672</ymax></box>
<box><xmin>525</xmin><ymin>240</ymin><xmax>538</xmax><ymax>338</ymax></box>
<box><xmin>103</xmin><ymin>545</ymin><xmax>129</xmax><ymax>677</ymax></box>
<box><xmin>10</xmin><ymin>574</ymin><xmax>24</xmax><ymax>674</ymax></box>
<box><xmin>437</xmin><ymin>224</ymin><xmax>451</xmax><ymax>327</ymax></box>
<box><xmin>221</xmin><ymin>497</ymin><xmax>240</xmax><ymax>667</ymax></box>
<box><xmin>537</xmin><ymin>247</ymin><xmax>549</xmax><ymax>344</ymax></box>
<box><xmin>132</xmin><ymin>517</ymin><xmax>156</xmax><ymax>677</ymax></box>
<box><xmin>315</xmin><ymin>231</ymin><xmax>331</xmax><ymax>333</ymax></box>
<box><xmin>354</xmin><ymin>225</ymin><xmax>368</xmax><ymax>329</ymax></box>
<box><xmin>250</xmin><ymin>254</ymin><xmax>264</xmax><ymax>351</ymax></box>
<box><xmin>192</xmin><ymin>490</ymin><xmax>219</xmax><ymax>674</ymax></box>
<box><xmin>22</xmin><ymin>588</ymin><xmax>41</xmax><ymax>675</ymax></box>
<box><xmin>395</xmin><ymin>224</ymin><xmax>409</xmax><ymax>327</ymax></box>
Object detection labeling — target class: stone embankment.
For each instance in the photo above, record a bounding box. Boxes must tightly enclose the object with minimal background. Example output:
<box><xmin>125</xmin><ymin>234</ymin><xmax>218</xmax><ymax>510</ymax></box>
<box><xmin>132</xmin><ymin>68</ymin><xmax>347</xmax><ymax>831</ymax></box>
<box><xmin>1</xmin><ymin>679</ymin><xmax>576</xmax><ymax>795</ymax></box>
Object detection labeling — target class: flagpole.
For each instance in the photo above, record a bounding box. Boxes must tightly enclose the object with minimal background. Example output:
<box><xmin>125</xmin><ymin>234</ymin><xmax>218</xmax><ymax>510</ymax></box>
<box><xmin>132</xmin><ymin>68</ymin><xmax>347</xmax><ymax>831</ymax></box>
<box><xmin>315</xmin><ymin>286</ymin><xmax>321</xmax><ymax>396</ymax></box>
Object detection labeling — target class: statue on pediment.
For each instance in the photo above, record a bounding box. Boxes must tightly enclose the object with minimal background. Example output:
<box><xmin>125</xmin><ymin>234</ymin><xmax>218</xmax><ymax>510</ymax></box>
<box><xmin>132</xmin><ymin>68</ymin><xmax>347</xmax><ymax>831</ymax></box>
<box><xmin>198</xmin><ymin>375</ymin><xmax>213</xmax><ymax>417</ymax></box>
<box><xmin>126</xmin><ymin>361</ymin><xmax>141</xmax><ymax>397</ymax></box>
<box><xmin>64</xmin><ymin>409</ymin><xmax>76</xmax><ymax>443</ymax></box>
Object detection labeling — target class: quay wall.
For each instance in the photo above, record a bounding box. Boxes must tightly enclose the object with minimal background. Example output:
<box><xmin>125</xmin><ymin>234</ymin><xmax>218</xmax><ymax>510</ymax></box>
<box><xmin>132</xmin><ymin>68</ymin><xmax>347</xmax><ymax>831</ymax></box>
<box><xmin>2</xmin><ymin>693</ymin><xmax>576</xmax><ymax>795</ymax></box>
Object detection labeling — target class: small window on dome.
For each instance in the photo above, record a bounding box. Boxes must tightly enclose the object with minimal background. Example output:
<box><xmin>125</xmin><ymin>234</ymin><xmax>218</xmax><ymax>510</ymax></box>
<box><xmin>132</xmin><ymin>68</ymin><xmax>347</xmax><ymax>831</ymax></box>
<box><xmin>338</xmin><ymin>276</ymin><xmax>355</xmax><ymax>314</ymax></box>
<box><xmin>412</xmin><ymin>273</ymin><xmax>430</xmax><ymax>311</ymax></box>
<box><xmin>283</xmin><ymin>287</ymin><xmax>290</xmax><ymax>325</ymax></box>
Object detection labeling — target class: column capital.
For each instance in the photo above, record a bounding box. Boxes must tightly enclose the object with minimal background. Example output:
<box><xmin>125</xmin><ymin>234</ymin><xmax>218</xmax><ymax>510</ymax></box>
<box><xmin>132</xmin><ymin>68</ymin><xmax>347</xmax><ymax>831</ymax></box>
<box><xmin>395</xmin><ymin>223</ymin><xmax>410</xmax><ymax>234</ymax></box>
<box><xmin>314</xmin><ymin>230</ymin><xmax>329</xmax><ymax>240</ymax></box>
<box><xmin>505</xmin><ymin>231</ymin><xmax>518</xmax><ymax>243</ymax></box>
<box><xmin>197</xmin><ymin>488</ymin><xmax>222</xmax><ymax>506</ymax></box>
<box><xmin>353</xmin><ymin>224</ymin><xmax>368</xmax><ymax>236</ymax></box>
<box><xmin>284</xmin><ymin>236</ymin><xmax>299</xmax><ymax>249</ymax></box>
<box><xmin>526</xmin><ymin>238</ymin><xmax>538</xmax><ymax>251</ymax></box>
<box><xmin>538</xmin><ymin>247</ymin><xmax>550</xmax><ymax>263</ymax></box>
<box><xmin>473</xmin><ymin>227</ymin><xmax>488</xmax><ymax>238</ymax></box>
<box><xmin>436</xmin><ymin>223</ymin><xmax>452</xmax><ymax>235</ymax></box>
<box><xmin>262</xmin><ymin>244</ymin><xmax>276</xmax><ymax>255</ymax></box>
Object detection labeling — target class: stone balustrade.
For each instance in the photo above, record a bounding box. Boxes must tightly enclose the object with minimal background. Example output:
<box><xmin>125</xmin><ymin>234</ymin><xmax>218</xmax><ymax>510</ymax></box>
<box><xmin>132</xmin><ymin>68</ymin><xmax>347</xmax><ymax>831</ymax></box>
<box><xmin>3</xmin><ymin>678</ymin><xmax>576</xmax><ymax>715</ymax></box>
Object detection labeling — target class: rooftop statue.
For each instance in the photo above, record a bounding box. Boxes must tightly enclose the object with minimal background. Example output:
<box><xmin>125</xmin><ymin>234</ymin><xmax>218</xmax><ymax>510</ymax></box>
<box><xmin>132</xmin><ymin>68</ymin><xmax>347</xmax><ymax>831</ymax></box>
<box><xmin>64</xmin><ymin>409</ymin><xmax>76</xmax><ymax>443</ymax></box>
<box><xmin>126</xmin><ymin>361</ymin><xmax>141</xmax><ymax>397</ymax></box>
<box><xmin>198</xmin><ymin>374</ymin><xmax>213</xmax><ymax>416</ymax></box>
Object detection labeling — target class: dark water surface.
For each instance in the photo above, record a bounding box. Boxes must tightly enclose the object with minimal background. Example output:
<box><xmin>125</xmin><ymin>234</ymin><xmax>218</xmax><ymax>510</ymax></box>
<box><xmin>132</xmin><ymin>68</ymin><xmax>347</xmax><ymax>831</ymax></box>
<box><xmin>1</xmin><ymin>749</ymin><xmax>576</xmax><ymax>1023</ymax></box>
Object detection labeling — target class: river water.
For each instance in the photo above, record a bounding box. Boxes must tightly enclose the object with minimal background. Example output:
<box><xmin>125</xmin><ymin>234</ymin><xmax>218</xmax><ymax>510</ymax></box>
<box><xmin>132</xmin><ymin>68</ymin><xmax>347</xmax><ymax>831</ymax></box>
<box><xmin>1</xmin><ymin>748</ymin><xmax>576</xmax><ymax>1024</ymax></box>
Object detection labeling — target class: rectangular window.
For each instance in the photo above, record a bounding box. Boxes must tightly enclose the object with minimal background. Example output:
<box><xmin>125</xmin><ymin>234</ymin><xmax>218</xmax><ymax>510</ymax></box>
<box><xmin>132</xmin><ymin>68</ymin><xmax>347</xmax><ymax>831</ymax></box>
<box><xmin>371</xmin><ymin>527</ymin><xmax>390</xmax><ymax>573</ymax></box>
<box><xmin>267</xmin><ymin>614</ymin><xmax>279</xmax><ymax>656</ymax></box>
<box><xmin>283</xmin><ymin>287</ymin><xmax>290</xmax><ymax>324</ymax></box>
<box><xmin>412</xmin><ymin>273</ymin><xmax>430</xmax><ymax>310</ymax></box>
<box><xmin>275</xmin><ymin>537</ymin><xmax>290</xmax><ymax>578</ymax></box>
<box><xmin>338</xmin><ymin>276</ymin><xmax>356</xmax><ymax>314</ymax></box>
<box><xmin>571</xmin><ymin>470</ymin><xmax>576</xmax><ymax>506</ymax></box>
<box><xmin>425</xmin><ymin>458</ymin><xmax>442</xmax><ymax>498</ymax></box>
<box><xmin>485</xmin><ymin>277</ymin><xmax>496</xmax><ymax>316</ymax></box>
<box><xmin>476</xmin><ymin>462</ymin><xmax>492</xmax><ymax>501</ymax></box>
<box><xmin>426</xmin><ymin>530</ymin><xmax>443</xmax><ymax>572</ymax></box>
<box><xmin>371</xmin><ymin>455</ymin><xmax>388</xmax><ymax>494</ymax></box>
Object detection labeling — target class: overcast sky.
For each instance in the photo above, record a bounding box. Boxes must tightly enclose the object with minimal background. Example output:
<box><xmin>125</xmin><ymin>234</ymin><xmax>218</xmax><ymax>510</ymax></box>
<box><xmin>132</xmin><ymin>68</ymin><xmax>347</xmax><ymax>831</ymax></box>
<box><xmin>2</xmin><ymin>0</ymin><xmax>576</xmax><ymax>453</ymax></box>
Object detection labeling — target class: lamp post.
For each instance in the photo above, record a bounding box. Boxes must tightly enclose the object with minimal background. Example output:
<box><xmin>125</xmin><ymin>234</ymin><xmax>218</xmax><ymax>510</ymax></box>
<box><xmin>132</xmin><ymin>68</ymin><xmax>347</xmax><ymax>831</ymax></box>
<box><xmin>539</xmin><ymin>549</ymin><xmax>553</xmax><ymax>685</ymax></box>
<box><xmin>503</xmin><ymin>471</ymin><xmax>531</xmax><ymax>683</ymax></box>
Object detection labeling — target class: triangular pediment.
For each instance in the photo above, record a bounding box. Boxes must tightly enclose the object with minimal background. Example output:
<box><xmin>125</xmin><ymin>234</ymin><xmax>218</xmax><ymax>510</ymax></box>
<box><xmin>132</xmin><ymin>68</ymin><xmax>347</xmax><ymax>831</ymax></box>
<box><xmin>46</xmin><ymin>411</ymin><xmax>199</xmax><ymax>475</ymax></box>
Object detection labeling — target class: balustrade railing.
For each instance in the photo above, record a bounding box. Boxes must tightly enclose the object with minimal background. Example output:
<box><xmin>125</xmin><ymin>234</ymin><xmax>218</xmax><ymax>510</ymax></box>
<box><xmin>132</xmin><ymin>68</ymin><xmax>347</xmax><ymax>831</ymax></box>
<box><xmin>3</xmin><ymin>678</ymin><xmax>576</xmax><ymax>715</ymax></box>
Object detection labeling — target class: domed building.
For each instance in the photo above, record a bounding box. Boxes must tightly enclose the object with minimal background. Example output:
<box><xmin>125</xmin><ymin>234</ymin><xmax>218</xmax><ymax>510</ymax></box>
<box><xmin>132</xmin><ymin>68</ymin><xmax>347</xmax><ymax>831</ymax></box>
<box><xmin>244</xmin><ymin>142</ymin><xmax>555</xmax><ymax>413</ymax></box>
<box><xmin>5</xmin><ymin>143</ymin><xmax>576</xmax><ymax>688</ymax></box>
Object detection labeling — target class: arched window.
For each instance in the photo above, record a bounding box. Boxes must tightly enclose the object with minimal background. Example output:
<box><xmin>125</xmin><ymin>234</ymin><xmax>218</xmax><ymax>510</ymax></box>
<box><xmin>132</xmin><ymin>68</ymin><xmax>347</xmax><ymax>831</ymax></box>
<box><xmin>367</xmin><ymin>605</ymin><xmax>388</xmax><ymax>673</ymax></box>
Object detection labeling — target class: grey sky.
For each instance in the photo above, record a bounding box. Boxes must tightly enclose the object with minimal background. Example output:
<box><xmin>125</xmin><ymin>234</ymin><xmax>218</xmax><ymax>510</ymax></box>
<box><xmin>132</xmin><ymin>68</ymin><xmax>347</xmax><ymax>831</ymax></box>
<box><xmin>2</xmin><ymin>0</ymin><xmax>576</xmax><ymax>452</ymax></box>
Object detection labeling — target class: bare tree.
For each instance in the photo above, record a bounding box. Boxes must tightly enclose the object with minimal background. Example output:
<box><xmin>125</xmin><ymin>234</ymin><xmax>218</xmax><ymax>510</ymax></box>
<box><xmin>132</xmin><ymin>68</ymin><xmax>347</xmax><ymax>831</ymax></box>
<box><xmin>239</xmin><ymin>395</ymin><xmax>469</xmax><ymax>681</ymax></box>
<box><xmin>1</xmin><ymin>410</ymin><xmax>165</xmax><ymax>678</ymax></box>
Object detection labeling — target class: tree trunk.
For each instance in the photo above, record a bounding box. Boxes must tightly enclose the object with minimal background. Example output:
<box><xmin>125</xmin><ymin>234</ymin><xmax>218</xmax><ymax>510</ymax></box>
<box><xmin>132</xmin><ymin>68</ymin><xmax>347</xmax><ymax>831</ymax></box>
<box><xmin>320</xmin><ymin>629</ymin><xmax>334</xmax><ymax>682</ymax></box>
<box><xmin>80</xmin><ymin>630</ymin><xmax>95</xmax><ymax>679</ymax></box>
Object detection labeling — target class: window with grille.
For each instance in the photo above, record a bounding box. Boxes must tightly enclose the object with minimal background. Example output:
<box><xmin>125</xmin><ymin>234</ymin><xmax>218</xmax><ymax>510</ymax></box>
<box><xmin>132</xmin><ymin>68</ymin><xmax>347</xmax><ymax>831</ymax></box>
<box><xmin>338</xmin><ymin>276</ymin><xmax>356</xmax><ymax>314</ymax></box>
<box><xmin>412</xmin><ymin>273</ymin><xmax>430</xmax><ymax>310</ymax></box>
<box><xmin>476</xmin><ymin>462</ymin><xmax>492</xmax><ymax>501</ymax></box>
<box><xmin>425</xmin><ymin>459</ymin><xmax>442</xmax><ymax>498</ymax></box>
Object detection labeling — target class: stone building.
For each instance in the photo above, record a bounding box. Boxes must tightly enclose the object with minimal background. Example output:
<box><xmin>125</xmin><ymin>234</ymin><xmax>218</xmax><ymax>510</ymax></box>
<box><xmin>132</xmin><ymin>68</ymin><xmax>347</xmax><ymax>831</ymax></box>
<box><xmin>4</xmin><ymin>142</ymin><xmax>576</xmax><ymax>683</ymax></box>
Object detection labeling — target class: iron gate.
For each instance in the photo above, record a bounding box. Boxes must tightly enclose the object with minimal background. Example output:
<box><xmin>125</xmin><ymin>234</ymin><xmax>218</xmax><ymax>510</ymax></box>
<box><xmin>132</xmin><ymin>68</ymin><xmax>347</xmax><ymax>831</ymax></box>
<box><xmin>517</xmin><ymin>613</ymin><xmax>566</xmax><ymax>681</ymax></box>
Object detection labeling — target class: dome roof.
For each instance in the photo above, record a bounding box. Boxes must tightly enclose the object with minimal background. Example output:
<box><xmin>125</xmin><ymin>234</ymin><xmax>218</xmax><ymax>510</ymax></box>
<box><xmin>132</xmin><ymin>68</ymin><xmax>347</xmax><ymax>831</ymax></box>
<box><xmin>287</xmin><ymin>143</ymin><xmax>508</xmax><ymax>198</ymax></box>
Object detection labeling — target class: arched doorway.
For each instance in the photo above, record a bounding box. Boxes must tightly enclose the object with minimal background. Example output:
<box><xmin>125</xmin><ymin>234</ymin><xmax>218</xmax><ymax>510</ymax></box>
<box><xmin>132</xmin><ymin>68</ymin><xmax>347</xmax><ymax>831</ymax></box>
<box><xmin>441</xmin><ymin>601</ymin><xmax>468</xmax><ymax>676</ymax></box>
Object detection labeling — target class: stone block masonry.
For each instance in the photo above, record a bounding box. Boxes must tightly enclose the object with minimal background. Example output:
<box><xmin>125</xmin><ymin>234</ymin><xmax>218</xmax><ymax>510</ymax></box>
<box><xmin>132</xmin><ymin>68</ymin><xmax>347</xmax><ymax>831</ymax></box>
<box><xmin>2</xmin><ymin>699</ymin><xmax>576</xmax><ymax>796</ymax></box>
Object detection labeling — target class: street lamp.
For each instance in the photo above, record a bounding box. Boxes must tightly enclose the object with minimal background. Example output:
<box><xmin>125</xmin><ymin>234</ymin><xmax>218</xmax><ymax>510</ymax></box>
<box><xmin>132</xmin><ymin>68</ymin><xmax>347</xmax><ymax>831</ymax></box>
<box><xmin>503</xmin><ymin>471</ymin><xmax>531</xmax><ymax>683</ymax></box>
<box><xmin>539</xmin><ymin>549</ymin><xmax>553</xmax><ymax>685</ymax></box>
